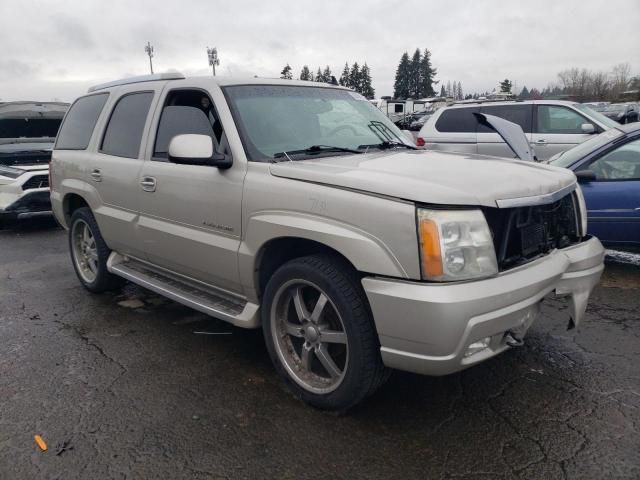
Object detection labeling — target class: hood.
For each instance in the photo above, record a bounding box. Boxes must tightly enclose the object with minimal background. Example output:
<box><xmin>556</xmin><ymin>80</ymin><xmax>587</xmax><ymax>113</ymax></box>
<box><xmin>0</xmin><ymin>141</ymin><xmax>53</xmax><ymax>167</ymax></box>
<box><xmin>269</xmin><ymin>150</ymin><xmax>576</xmax><ymax>208</ymax></box>
<box><xmin>474</xmin><ymin>112</ymin><xmax>534</xmax><ymax>161</ymax></box>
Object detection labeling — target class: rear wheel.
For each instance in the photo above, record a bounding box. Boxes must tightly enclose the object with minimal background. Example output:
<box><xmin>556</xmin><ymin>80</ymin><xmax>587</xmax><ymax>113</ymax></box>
<box><xmin>262</xmin><ymin>254</ymin><xmax>387</xmax><ymax>411</ymax></box>
<box><xmin>69</xmin><ymin>207</ymin><xmax>123</xmax><ymax>292</ymax></box>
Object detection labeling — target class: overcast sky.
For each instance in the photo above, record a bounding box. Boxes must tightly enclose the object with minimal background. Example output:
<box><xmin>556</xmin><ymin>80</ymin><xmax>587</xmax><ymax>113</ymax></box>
<box><xmin>1</xmin><ymin>0</ymin><xmax>638</xmax><ymax>102</ymax></box>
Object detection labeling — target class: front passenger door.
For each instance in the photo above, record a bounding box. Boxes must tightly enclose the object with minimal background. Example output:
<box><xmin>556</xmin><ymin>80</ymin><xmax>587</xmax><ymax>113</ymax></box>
<box><xmin>532</xmin><ymin>105</ymin><xmax>596</xmax><ymax>160</ymax></box>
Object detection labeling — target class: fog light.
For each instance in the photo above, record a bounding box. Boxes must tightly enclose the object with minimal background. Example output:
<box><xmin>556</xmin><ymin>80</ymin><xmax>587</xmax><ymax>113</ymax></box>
<box><xmin>464</xmin><ymin>337</ymin><xmax>491</xmax><ymax>358</ymax></box>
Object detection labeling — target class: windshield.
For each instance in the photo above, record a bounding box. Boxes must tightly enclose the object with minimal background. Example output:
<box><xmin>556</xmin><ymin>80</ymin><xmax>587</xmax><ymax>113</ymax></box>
<box><xmin>550</xmin><ymin>128</ymin><xmax>624</xmax><ymax>168</ymax></box>
<box><xmin>574</xmin><ymin>104</ymin><xmax>619</xmax><ymax>129</ymax></box>
<box><xmin>0</xmin><ymin>118</ymin><xmax>63</xmax><ymax>139</ymax></box>
<box><xmin>223</xmin><ymin>85</ymin><xmax>411</xmax><ymax>161</ymax></box>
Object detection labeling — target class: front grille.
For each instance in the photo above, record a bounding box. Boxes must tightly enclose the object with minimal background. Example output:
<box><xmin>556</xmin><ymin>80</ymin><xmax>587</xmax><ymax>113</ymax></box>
<box><xmin>483</xmin><ymin>193</ymin><xmax>580</xmax><ymax>271</ymax></box>
<box><xmin>21</xmin><ymin>174</ymin><xmax>49</xmax><ymax>191</ymax></box>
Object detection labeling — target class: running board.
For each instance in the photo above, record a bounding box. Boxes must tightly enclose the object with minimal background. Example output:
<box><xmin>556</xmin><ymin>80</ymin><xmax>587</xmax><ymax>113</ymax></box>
<box><xmin>107</xmin><ymin>253</ymin><xmax>260</xmax><ymax>328</ymax></box>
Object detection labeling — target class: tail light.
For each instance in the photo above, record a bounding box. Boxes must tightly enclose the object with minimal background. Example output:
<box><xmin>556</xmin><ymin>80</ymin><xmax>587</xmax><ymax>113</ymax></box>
<box><xmin>416</xmin><ymin>137</ymin><xmax>425</xmax><ymax>147</ymax></box>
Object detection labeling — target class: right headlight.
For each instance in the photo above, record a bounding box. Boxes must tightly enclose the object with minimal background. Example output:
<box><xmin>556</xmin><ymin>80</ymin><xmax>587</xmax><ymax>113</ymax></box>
<box><xmin>417</xmin><ymin>208</ymin><xmax>498</xmax><ymax>281</ymax></box>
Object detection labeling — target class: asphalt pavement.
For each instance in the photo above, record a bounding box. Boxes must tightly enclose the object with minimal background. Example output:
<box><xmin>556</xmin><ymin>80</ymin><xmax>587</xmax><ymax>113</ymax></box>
<box><xmin>1</xmin><ymin>219</ymin><xmax>639</xmax><ymax>479</ymax></box>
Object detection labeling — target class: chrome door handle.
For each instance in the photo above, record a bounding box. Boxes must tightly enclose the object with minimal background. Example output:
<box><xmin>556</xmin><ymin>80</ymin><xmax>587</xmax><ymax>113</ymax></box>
<box><xmin>140</xmin><ymin>176</ymin><xmax>156</xmax><ymax>192</ymax></box>
<box><xmin>535</xmin><ymin>139</ymin><xmax>547</xmax><ymax>144</ymax></box>
<box><xmin>91</xmin><ymin>169</ymin><xmax>102</xmax><ymax>182</ymax></box>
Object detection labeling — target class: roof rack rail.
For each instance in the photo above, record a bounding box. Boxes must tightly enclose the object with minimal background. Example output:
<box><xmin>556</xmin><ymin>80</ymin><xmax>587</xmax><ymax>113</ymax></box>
<box><xmin>88</xmin><ymin>72</ymin><xmax>186</xmax><ymax>93</ymax></box>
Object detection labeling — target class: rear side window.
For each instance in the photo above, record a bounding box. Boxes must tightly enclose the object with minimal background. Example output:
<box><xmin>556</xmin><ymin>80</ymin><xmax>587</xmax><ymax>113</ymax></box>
<box><xmin>55</xmin><ymin>93</ymin><xmax>109</xmax><ymax>150</ymax></box>
<box><xmin>479</xmin><ymin>104</ymin><xmax>533</xmax><ymax>133</ymax></box>
<box><xmin>435</xmin><ymin>107</ymin><xmax>479</xmax><ymax>133</ymax></box>
<box><xmin>101</xmin><ymin>92</ymin><xmax>154</xmax><ymax>158</ymax></box>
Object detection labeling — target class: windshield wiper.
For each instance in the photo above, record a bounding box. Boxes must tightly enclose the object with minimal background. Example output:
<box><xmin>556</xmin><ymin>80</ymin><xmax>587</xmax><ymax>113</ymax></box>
<box><xmin>272</xmin><ymin>145</ymin><xmax>363</xmax><ymax>161</ymax></box>
<box><xmin>358</xmin><ymin>140</ymin><xmax>417</xmax><ymax>151</ymax></box>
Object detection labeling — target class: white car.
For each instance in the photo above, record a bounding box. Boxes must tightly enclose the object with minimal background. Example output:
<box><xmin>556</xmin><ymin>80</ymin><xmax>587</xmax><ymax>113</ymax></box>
<box><xmin>0</xmin><ymin>102</ymin><xmax>68</xmax><ymax>223</ymax></box>
<box><xmin>416</xmin><ymin>100</ymin><xmax>619</xmax><ymax>160</ymax></box>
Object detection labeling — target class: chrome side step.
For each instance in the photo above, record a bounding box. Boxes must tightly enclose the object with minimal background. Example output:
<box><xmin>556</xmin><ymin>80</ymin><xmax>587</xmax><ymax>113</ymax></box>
<box><xmin>107</xmin><ymin>253</ymin><xmax>260</xmax><ymax>328</ymax></box>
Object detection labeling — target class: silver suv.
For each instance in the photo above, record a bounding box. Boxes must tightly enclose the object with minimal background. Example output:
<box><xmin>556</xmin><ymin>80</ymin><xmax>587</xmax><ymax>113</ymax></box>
<box><xmin>51</xmin><ymin>73</ymin><xmax>605</xmax><ymax>410</ymax></box>
<box><xmin>417</xmin><ymin>100</ymin><xmax>619</xmax><ymax>160</ymax></box>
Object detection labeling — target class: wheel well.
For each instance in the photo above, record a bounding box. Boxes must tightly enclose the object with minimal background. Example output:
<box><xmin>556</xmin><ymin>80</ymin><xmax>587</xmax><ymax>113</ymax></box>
<box><xmin>62</xmin><ymin>194</ymin><xmax>89</xmax><ymax>226</ymax></box>
<box><xmin>256</xmin><ymin>237</ymin><xmax>359</xmax><ymax>299</ymax></box>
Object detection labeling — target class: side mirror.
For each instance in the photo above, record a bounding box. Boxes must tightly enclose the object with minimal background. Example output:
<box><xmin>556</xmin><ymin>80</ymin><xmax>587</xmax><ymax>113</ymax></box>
<box><xmin>581</xmin><ymin>123</ymin><xmax>596</xmax><ymax>134</ymax></box>
<box><xmin>168</xmin><ymin>134</ymin><xmax>232</xmax><ymax>169</ymax></box>
<box><xmin>575</xmin><ymin>169</ymin><xmax>596</xmax><ymax>183</ymax></box>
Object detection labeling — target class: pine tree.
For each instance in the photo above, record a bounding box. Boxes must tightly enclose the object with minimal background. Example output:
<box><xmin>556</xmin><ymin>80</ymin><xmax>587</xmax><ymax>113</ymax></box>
<box><xmin>440</xmin><ymin>85</ymin><xmax>446</xmax><ymax>97</ymax></box>
<box><xmin>314</xmin><ymin>67</ymin><xmax>323</xmax><ymax>82</ymax></box>
<box><xmin>446</xmin><ymin>80</ymin><xmax>452</xmax><ymax>97</ymax></box>
<box><xmin>339</xmin><ymin>62</ymin><xmax>350</xmax><ymax>87</ymax></box>
<box><xmin>299</xmin><ymin>65</ymin><xmax>312</xmax><ymax>81</ymax></box>
<box><xmin>360</xmin><ymin>63</ymin><xmax>375</xmax><ymax>99</ymax></box>
<box><xmin>408</xmin><ymin>48</ymin><xmax>422</xmax><ymax>98</ymax></box>
<box><xmin>349</xmin><ymin>62</ymin><xmax>361</xmax><ymax>92</ymax></box>
<box><xmin>499</xmin><ymin>79</ymin><xmax>513</xmax><ymax>93</ymax></box>
<box><xmin>280</xmin><ymin>64</ymin><xmax>292</xmax><ymax>80</ymax></box>
<box><xmin>393</xmin><ymin>52</ymin><xmax>411</xmax><ymax>99</ymax></box>
<box><xmin>419</xmin><ymin>48</ymin><xmax>437</xmax><ymax>97</ymax></box>
<box><xmin>322</xmin><ymin>66</ymin><xmax>332</xmax><ymax>83</ymax></box>
<box><xmin>457</xmin><ymin>81</ymin><xmax>463</xmax><ymax>100</ymax></box>
<box><xmin>519</xmin><ymin>86</ymin><xmax>530</xmax><ymax>99</ymax></box>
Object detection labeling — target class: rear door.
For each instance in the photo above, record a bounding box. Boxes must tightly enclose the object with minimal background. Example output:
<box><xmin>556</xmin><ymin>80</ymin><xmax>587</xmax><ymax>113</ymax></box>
<box><xmin>88</xmin><ymin>86</ymin><xmax>159</xmax><ymax>259</ymax></box>
<box><xmin>578</xmin><ymin>137</ymin><xmax>640</xmax><ymax>248</ymax></box>
<box><xmin>477</xmin><ymin>104</ymin><xmax>533</xmax><ymax>158</ymax></box>
<box><xmin>532</xmin><ymin>104</ymin><xmax>597</xmax><ymax>160</ymax></box>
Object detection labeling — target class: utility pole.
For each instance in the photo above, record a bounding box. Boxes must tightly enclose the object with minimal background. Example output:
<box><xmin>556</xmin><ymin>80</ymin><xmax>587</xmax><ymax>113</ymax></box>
<box><xmin>145</xmin><ymin>41</ymin><xmax>155</xmax><ymax>74</ymax></box>
<box><xmin>207</xmin><ymin>47</ymin><xmax>219</xmax><ymax>76</ymax></box>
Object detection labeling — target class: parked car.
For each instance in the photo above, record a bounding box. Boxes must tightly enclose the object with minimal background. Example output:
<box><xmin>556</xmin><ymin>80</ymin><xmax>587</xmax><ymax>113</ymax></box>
<box><xmin>0</xmin><ymin>101</ymin><xmax>69</xmax><ymax>223</ymax></box>
<box><xmin>549</xmin><ymin>123</ymin><xmax>640</xmax><ymax>251</ymax></box>
<box><xmin>601</xmin><ymin>103</ymin><xmax>639</xmax><ymax>124</ymax></box>
<box><xmin>51</xmin><ymin>73</ymin><xmax>604</xmax><ymax>411</ymax></box>
<box><xmin>416</xmin><ymin>100</ymin><xmax>619</xmax><ymax>160</ymax></box>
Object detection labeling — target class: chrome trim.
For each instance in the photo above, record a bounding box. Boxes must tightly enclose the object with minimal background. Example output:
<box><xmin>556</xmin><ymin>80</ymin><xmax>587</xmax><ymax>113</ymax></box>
<box><xmin>87</xmin><ymin>72</ymin><xmax>185</xmax><ymax>92</ymax></box>
<box><xmin>495</xmin><ymin>182</ymin><xmax>576</xmax><ymax>208</ymax></box>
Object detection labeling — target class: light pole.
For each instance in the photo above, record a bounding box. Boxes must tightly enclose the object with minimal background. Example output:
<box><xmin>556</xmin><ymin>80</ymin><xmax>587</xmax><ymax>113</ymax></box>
<box><xmin>145</xmin><ymin>41</ymin><xmax>155</xmax><ymax>74</ymax></box>
<box><xmin>207</xmin><ymin>47</ymin><xmax>219</xmax><ymax>76</ymax></box>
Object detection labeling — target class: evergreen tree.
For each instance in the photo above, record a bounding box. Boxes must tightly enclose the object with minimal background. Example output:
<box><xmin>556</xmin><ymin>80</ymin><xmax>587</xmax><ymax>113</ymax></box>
<box><xmin>339</xmin><ymin>62</ymin><xmax>350</xmax><ymax>87</ymax></box>
<box><xmin>360</xmin><ymin>63</ymin><xmax>375</xmax><ymax>99</ymax></box>
<box><xmin>314</xmin><ymin>67</ymin><xmax>323</xmax><ymax>82</ymax></box>
<box><xmin>440</xmin><ymin>84</ymin><xmax>446</xmax><ymax>97</ymax></box>
<box><xmin>280</xmin><ymin>64</ymin><xmax>293</xmax><ymax>80</ymax></box>
<box><xmin>519</xmin><ymin>86</ymin><xmax>530</xmax><ymax>99</ymax></box>
<box><xmin>299</xmin><ymin>65</ymin><xmax>312</xmax><ymax>81</ymax></box>
<box><xmin>457</xmin><ymin>81</ymin><xmax>463</xmax><ymax>100</ymax></box>
<box><xmin>322</xmin><ymin>65</ymin><xmax>332</xmax><ymax>83</ymax></box>
<box><xmin>393</xmin><ymin>52</ymin><xmax>411</xmax><ymax>99</ymax></box>
<box><xmin>408</xmin><ymin>48</ymin><xmax>422</xmax><ymax>98</ymax></box>
<box><xmin>349</xmin><ymin>62</ymin><xmax>361</xmax><ymax>92</ymax></box>
<box><xmin>446</xmin><ymin>80</ymin><xmax>452</xmax><ymax>97</ymax></box>
<box><xmin>419</xmin><ymin>48</ymin><xmax>437</xmax><ymax>97</ymax></box>
<box><xmin>499</xmin><ymin>79</ymin><xmax>513</xmax><ymax>93</ymax></box>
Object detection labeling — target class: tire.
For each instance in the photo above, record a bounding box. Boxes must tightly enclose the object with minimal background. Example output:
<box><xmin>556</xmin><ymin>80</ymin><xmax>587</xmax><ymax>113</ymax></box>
<box><xmin>262</xmin><ymin>253</ymin><xmax>388</xmax><ymax>412</ymax></box>
<box><xmin>68</xmin><ymin>207</ymin><xmax>123</xmax><ymax>293</ymax></box>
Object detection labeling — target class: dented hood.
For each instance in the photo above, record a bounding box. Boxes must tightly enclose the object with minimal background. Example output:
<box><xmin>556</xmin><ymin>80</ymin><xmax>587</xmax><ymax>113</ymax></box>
<box><xmin>269</xmin><ymin>150</ymin><xmax>577</xmax><ymax>207</ymax></box>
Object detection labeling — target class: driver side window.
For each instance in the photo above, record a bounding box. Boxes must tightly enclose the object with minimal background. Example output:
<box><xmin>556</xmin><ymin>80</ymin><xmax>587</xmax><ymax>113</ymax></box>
<box><xmin>588</xmin><ymin>138</ymin><xmax>640</xmax><ymax>181</ymax></box>
<box><xmin>537</xmin><ymin>106</ymin><xmax>588</xmax><ymax>134</ymax></box>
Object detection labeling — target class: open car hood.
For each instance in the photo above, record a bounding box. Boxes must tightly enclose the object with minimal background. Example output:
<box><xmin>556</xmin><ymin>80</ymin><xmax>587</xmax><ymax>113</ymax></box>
<box><xmin>269</xmin><ymin>150</ymin><xmax>576</xmax><ymax>208</ymax></box>
<box><xmin>474</xmin><ymin>112</ymin><xmax>535</xmax><ymax>161</ymax></box>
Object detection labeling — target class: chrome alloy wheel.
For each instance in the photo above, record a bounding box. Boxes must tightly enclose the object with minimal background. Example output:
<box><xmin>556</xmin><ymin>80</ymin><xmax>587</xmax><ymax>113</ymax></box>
<box><xmin>270</xmin><ymin>279</ymin><xmax>349</xmax><ymax>394</ymax></box>
<box><xmin>71</xmin><ymin>219</ymin><xmax>99</xmax><ymax>284</ymax></box>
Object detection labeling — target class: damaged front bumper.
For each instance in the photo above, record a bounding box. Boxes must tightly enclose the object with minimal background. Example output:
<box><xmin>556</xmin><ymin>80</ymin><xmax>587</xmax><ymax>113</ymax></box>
<box><xmin>0</xmin><ymin>190</ymin><xmax>52</xmax><ymax>220</ymax></box>
<box><xmin>362</xmin><ymin>236</ymin><xmax>605</xmax><ymax>376</ymax></box>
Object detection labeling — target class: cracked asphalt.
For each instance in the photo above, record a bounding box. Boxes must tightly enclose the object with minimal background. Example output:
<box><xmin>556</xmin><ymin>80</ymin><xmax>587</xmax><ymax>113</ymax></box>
<box><xmin>1</xmin><ymin>219</ymin><xmax>639</xmax><ymax>480</ymax></box>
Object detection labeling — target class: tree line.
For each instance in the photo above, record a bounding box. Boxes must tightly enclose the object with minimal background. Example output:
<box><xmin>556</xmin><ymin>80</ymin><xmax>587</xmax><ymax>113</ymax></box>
<box><xmin>393</xmin><ymin>48</ymin><xmax>437</xmax><ymax>99</ymax></box>
<box><xmin>279</xmin><ymin>62</ymin><xmax>375</xmax><ymax>99</ymax></box>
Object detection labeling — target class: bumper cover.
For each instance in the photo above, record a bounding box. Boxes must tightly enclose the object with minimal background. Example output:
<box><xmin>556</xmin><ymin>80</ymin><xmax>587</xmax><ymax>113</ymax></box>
<box><xmin>362</xmin><ymin>237</ymin><xmax>604</xmax><ymax>376</ymax></box>
<box><xmin>0</xmin><ymin>190</ymin><xmax>52</xmax><ymax>219</ymax></box>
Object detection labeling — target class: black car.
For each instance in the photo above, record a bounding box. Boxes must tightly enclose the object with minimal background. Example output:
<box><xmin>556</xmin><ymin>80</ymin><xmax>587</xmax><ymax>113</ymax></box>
<box><xmin>601</xmin><ymin>103</ymin><xmax>639</xmax><ymax>124</ymax></box>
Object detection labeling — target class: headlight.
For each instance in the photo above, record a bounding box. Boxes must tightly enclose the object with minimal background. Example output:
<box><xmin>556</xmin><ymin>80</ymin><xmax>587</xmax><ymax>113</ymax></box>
<box><xmin>0</xmin><ymin>165</ymin><xmax>25</xmax><ymax>179</ymax></box>
<box><xmin>417</xmin><ymin>208</ymin><xmax>498</xmax><ymax>281</ymax></box>
<box><xmin>574</xmin><ymin>185</ymin><xmax>588</xmax><ymax>236</ymax></box>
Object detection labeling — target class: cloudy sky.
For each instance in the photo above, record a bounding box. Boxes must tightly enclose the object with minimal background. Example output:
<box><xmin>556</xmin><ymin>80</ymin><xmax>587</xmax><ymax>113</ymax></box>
<box><xmin>1</xmin><ymin>0</ymin><xmax>638</xmax><ymax>102</ymax></box>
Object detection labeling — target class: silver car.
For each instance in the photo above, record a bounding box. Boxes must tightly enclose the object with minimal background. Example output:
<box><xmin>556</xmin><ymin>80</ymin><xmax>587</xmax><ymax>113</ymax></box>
<box><xmin>417</xmin><ymin>100</ymin><xmax>619</xmax><ymax>160</ymax></box>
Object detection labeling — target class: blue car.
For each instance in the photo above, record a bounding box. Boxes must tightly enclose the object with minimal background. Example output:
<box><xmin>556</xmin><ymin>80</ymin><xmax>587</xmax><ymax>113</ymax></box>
<box><xmin>549</xmin><ymin>124</ymin><xmax>640</xmax><ymax>251</ymax></box>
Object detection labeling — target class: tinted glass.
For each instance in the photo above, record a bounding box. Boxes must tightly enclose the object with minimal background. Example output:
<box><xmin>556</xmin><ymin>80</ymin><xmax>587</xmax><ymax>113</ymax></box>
<box><xmin>56</xmin><ymin>93</ymin><xmax>108</xmax><ymax>150</ymax></box>
<box><xmin>536</xmin><ymin>105</ymin><xmax>588</xmax><ymax>134</ymax></box>
<box><xmin>434</xmin><ymin>107</ymin><xmax>479</xmax><ymax>133</ymax></box>
<box><xmin>0</xmin><ymin>118</ymin><xmax>63</xmax><ymax>139</ymax></box>
<box><xmin>479</xmin><ymin>104</ymin><xmax>532</xmax><ymax>133</ymax></box>
<box><xmin>101</xmin><ymin>92</ymin><xmax>153</xmax><ymax>158</ymax></box>
<box><xmin>588</xmin><ymin>138</ymin><xmax>640</xmax><ymax>181</ymax></box>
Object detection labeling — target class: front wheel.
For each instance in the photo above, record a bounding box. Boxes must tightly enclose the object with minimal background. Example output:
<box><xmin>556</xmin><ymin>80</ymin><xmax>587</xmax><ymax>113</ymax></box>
<box><xmin>262</xmin><ymin>254</ymin><xmax>387</xmax><ymax>411</ymax></box>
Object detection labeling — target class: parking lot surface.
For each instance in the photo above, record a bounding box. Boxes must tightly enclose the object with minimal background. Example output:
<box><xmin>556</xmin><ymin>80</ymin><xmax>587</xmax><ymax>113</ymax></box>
<box><xmin>1</xmin><ymin>219</ymin><xmax>639</xmax><ymax>480</ymax></box>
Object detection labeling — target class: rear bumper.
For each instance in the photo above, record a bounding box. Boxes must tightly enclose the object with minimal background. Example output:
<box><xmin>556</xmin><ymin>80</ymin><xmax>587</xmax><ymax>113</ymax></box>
<box><xmin>362</xmin><ymin>237</ymin><xmax>605</xmax><ymax>376</ymax></box>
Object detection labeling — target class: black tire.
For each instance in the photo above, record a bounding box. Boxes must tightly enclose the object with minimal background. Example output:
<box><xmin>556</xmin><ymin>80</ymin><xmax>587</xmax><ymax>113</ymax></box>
<box><xmin>262</xmin><ymin>253</ymin><xmax>388</xmax><ymax>412</ymax></box>
<box><xmin>68</xmin><ymin>207</ymin><xmax>123</xmax><ymax>293</ymax></box>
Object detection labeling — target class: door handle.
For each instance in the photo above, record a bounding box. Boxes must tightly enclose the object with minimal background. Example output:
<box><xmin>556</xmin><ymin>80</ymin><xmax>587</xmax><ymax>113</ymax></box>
<box><xmin>535</xmin><ymin>139</ymin><xmax>547</xmax><ymax>144</ymax></box>
<box><xmin>91</xmin><ymin>169</ymin><xmax>102</xmax><ymax>182</ymax></box>
<box><xmin>140</xmin><ymin>176</ymin><xmax>156</xmax><ymax>192</ymax></box>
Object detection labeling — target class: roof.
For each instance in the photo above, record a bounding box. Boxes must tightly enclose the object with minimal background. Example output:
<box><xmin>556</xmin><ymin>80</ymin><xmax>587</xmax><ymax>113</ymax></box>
<box><xmin>88</xmin><ymin>72</ymin><xmax>349</xmax><ymax>93</ymax></box>
<box><xmin>619</xmin><ymin>122</ymin><xmax>640</xmax><ymax>134</ymax></box>
<box><xmin>448</xmin><ymin>99</ymin><xmax>577</xmax><ymax>109</ymax></box>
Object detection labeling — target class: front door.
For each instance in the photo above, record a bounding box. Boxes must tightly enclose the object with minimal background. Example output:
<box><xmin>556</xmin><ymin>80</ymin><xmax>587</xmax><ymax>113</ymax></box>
<box><xmin>579</xmin><ymin>137</ymin><xmax>640</xmax><ymax>249</ymax></box>
<box><xmin>532</xmin><ymin>105</ymin><xmax>596</xmax><ymax>160</ymax></box>
<box><xmin>137</xmin><ymin>87</ymin><xmax>245</xmax><ymax>292</ymax></box>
